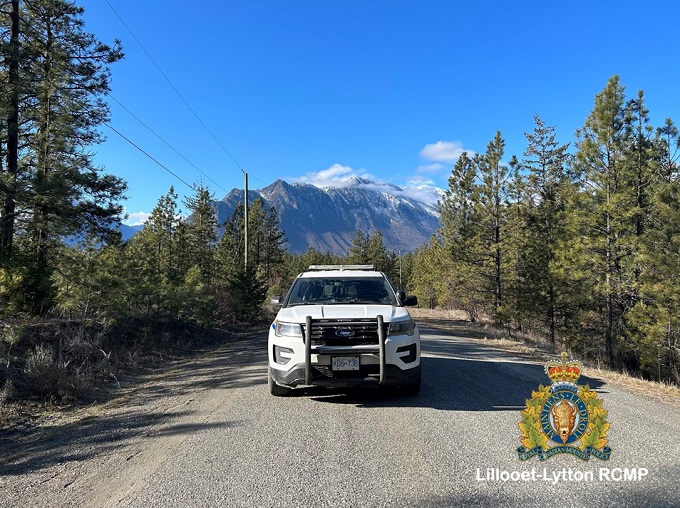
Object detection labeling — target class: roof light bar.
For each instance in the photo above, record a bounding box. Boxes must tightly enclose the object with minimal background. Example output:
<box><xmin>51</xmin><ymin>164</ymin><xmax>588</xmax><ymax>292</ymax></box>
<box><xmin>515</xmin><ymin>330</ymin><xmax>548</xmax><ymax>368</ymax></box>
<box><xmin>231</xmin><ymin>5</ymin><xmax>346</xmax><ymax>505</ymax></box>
<box><xmin>308</xmin><ymin>264</ymin><xmax>375</xmax><ymax>271</ymax></box>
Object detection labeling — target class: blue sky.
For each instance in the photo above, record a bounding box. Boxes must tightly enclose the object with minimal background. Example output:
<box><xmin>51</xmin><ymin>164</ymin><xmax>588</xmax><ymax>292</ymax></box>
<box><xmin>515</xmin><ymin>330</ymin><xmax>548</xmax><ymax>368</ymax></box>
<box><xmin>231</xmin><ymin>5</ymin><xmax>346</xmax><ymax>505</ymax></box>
<box><xmin>77</xmin><ymin>0</ymin><xmax>680</xmax><ymax>225</ymax></box>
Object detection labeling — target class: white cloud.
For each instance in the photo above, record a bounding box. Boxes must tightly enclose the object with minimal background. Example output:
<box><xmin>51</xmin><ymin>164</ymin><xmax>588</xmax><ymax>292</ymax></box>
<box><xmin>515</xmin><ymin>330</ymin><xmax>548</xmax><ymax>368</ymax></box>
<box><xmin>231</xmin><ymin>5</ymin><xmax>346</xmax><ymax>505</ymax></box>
<box><xmin>405</xmin><ymin>176</ymin><xmax>436</xmax><ymax>187</ymax></box>
<box><xmin>124</xmin><ymin>211</ymin><xmax>150</xmax><ymax>226</ymax></box>
<box><xmin>291</xmin><ymin>164</ymin><xmax>445</xmax><ymax>207</ymax></box>
<box><xmin>400</xmin><ymin>178</ymin><xmax>444</xmax><ymax>205</ymax></box>
<box><xmin>419</xmin><ymin>140</ymin><xmax>470</xmax><ymax>163</ymax></box>
<box><xmin>293</xmin><ymin>164</ymin><xmax>376</xmax><ymax>188</ymax></box>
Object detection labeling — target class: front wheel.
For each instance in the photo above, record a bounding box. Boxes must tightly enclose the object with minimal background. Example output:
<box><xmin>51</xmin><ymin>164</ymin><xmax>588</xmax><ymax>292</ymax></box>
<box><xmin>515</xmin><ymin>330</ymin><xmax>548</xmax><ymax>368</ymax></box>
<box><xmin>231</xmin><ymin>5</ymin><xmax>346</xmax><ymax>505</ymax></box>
<box><xmin>268</xmin><ymin>368</ymin><xmax>292</xmax><ymax>396</ymax></box>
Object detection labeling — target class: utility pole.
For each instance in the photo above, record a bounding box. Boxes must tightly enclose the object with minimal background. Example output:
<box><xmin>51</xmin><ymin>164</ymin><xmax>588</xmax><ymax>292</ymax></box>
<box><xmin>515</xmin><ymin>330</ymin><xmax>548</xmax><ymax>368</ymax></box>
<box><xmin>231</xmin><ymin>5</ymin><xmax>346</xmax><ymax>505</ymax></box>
<box><xmin>399</xmin><ymin>250</ymin><xmax>402</xmax><ymax>288</ymax></box>
<box><xmin>243</xmin><ymin>170</ymin><xmax>248</xmax><ymax>269</ymax></box>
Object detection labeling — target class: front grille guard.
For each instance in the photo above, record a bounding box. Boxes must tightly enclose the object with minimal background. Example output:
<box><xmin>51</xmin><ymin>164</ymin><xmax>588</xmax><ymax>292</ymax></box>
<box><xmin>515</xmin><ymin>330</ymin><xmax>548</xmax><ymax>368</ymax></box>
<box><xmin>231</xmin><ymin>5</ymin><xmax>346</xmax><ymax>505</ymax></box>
<box><xmin>304</xmin><ymin>315</ymin><xmax>386</xmax><ymax>385</ymax></box>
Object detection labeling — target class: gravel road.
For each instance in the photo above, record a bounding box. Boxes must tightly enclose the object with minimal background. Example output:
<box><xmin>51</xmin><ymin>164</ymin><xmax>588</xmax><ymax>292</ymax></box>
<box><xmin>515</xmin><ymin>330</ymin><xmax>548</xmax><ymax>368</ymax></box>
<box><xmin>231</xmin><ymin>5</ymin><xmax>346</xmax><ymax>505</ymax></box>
<box><xmin>1</xmin><ymin>319</ymin><xmax>679</xmax><ymax>508</ymax></box>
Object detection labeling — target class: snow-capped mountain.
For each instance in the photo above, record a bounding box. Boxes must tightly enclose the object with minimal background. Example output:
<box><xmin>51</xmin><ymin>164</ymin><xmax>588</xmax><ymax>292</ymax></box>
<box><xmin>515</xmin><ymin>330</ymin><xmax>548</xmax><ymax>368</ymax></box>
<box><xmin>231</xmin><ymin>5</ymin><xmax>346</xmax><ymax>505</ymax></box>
<box><xmin>214</xmin><ymin>178</ymin><xmax>442</xmax><ymax>254</ymax></box>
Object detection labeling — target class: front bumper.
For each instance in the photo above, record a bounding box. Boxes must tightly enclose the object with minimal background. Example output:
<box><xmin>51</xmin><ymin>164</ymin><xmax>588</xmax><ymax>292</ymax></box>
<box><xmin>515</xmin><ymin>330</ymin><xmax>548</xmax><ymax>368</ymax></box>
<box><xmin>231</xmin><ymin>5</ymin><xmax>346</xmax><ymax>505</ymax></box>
<box><xmin>270</xmin><ymin>362</ymin><xmax>420</xmax><ymax>389</ymax></box>
<box><xmin>269</xmin><ymin>314</ymin><xmax>420</xmax><ymax>389</ymax></box>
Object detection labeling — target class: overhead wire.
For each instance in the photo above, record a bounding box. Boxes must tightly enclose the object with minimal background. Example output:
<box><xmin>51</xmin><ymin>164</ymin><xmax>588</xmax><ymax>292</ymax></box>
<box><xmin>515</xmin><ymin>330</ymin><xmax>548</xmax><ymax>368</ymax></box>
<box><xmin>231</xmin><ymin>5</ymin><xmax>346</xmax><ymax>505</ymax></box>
<box><xmin>103</xmin><ymin>122</ymin><xmax>194</xmax><ymax>191</ymax></box>
<box><xmin>107</xmin><ymin>93</ymin><xmax>230</xmax><ymax>194</ymax></box>
<box><xmin>103</xmin><ymin>0</ymin><xmax>246</xmax><ymax>174</ymax></box>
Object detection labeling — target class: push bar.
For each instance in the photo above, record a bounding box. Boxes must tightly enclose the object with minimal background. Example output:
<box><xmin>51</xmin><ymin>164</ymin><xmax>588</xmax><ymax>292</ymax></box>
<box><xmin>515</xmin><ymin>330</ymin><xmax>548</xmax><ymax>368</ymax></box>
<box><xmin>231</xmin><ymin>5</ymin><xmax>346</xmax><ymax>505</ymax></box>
<box><xmin>305</xmin><ymin>315</ymin><xmax>312</xmax><ymax>385</ymax></box>
<box><xmin>377</xmin><ymin>314</ymin><xmax>386</xmax><ymax>384</ymax></box>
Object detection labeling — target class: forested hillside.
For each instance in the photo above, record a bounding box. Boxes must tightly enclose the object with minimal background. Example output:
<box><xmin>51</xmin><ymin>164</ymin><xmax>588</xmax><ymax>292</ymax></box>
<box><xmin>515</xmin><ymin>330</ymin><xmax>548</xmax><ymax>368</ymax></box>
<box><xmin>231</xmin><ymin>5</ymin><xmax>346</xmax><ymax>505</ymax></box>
<box><xmin>1</xmin><ymin>2</ymin><xmax>678</xmax><ymax>409</ymax></box>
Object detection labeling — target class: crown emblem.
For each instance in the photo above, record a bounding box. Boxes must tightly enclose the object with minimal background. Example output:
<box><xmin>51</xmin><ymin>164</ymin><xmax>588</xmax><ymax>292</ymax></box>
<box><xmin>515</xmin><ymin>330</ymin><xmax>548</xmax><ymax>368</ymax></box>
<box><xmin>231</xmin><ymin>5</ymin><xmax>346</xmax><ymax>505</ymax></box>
<box><xmin>545</xmin><ymin>352</ymin><xmax>582</xmax><ymax>385</ymax></box>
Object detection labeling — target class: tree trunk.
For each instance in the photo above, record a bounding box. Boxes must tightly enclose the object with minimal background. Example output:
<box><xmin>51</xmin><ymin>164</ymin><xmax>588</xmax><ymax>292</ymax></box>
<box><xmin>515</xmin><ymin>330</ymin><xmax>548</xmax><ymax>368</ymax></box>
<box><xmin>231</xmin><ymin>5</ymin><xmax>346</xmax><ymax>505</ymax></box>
<box><xmin>1</xmin><ymin>0</ymin><xmax>20</xmax><ymax>262</ymax></box>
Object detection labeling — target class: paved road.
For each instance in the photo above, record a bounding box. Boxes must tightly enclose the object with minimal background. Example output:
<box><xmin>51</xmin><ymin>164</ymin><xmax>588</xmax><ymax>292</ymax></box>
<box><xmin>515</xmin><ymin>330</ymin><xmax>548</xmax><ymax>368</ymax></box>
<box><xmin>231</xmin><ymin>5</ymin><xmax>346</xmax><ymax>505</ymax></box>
<box><xmin>2</xmin><ymin>320</ymin><xmax>679</xmax><ymax>507</ymax></box>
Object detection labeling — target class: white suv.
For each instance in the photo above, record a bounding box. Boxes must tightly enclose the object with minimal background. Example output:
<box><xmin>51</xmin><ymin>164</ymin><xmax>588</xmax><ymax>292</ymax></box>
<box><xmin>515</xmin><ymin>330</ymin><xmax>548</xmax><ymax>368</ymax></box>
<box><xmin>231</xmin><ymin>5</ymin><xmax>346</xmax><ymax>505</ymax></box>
<box><xmin>268</xmin><ymin>265</ymin><xmax>421</xmax><ymax>396</ymax></box>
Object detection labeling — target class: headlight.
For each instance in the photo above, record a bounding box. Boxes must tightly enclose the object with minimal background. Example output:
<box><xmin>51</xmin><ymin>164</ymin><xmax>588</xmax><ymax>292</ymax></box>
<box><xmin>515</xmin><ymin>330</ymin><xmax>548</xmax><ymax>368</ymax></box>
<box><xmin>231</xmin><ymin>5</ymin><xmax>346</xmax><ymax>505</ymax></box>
<box><xmin>387</xmin><ymin>318</ymin><xmax>416</xmax><ymax>336</ymax></box>
<box><xmin>275</xmin><ymin>320</ymin><xmax>303</xmax><ymax>338</ymax></box>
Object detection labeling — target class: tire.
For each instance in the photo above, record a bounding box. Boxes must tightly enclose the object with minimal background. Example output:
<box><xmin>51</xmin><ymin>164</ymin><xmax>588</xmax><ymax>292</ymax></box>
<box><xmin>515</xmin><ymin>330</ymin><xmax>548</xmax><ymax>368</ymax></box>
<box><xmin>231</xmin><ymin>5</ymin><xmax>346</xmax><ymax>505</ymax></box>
<box><xmin>268</xmin><ymin>368</ymin><xmax>292</xmax><ymax>396</ymax></box>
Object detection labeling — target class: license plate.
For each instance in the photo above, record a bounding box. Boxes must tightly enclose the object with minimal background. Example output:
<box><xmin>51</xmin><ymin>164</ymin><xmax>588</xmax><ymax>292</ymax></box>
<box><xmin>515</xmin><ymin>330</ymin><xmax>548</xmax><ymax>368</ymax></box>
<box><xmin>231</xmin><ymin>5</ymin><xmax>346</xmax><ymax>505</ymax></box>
<box><xmin>331</xmin><ymin>356</ymin><xmax>360</xmax><ymax>371</ymax></box>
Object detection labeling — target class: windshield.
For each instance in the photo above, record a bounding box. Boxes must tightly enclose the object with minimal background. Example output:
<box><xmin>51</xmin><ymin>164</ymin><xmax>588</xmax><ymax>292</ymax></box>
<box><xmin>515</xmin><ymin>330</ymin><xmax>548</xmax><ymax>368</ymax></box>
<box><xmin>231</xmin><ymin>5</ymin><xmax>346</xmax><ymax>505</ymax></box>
<box><xmin>286</xmin><ymin>277</ymin><xmax>398</xmax><ymax>306</ymax></box>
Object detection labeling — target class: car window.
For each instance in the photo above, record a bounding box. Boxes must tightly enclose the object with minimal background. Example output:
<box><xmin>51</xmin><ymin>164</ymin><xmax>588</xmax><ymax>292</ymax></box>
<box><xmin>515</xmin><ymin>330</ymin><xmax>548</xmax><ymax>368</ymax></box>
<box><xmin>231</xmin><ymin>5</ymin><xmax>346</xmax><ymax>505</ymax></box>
<box><xmin>287</xmin><ymin>277</ymin><xmax>397</xmax><ymax>306</ymax></box>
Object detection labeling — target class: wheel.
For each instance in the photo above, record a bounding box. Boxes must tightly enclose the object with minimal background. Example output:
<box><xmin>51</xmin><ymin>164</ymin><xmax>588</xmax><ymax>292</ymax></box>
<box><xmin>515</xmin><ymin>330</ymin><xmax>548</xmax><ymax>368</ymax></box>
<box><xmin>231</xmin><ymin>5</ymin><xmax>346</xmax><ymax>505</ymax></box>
<box><xmin>268</xmin><ymin>368</ymin><xmax>292</xmax><ymax>396</ymax></box>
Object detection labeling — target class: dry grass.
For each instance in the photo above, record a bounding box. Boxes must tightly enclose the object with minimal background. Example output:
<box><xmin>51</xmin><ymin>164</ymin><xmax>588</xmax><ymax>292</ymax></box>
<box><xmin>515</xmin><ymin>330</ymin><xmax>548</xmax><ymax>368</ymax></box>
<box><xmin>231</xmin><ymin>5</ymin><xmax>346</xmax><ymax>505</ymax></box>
<box><xmin>586</xmin><ymin>367</ymin><xmax>680</xmax><ymax>406</ymax></box>
<box><xmin>409</xmin><ymin>307</ymin><xmax>471</xmax><ymax>321</ymax></box>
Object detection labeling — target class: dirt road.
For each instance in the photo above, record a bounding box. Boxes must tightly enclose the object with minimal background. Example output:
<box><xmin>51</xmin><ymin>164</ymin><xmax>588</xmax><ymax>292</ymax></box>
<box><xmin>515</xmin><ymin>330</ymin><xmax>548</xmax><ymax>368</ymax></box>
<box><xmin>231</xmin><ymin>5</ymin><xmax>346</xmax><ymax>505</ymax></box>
<box><xmin>2</xmin><ymin>318</ymin><xmax>679</xmax><ymax>507</ymax></box>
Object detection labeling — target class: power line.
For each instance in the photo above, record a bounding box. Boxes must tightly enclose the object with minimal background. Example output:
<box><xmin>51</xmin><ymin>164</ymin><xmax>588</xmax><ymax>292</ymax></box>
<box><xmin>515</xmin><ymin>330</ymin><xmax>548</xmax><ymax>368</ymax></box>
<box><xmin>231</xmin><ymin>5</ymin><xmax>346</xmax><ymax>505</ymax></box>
<box><xmin>107</xmin><ymin>93</ymin><xmax>230</xmax><ymax>194</ymax></box>
<box><xmin>104</xmin><ymin>122</ymin><xmax>194</xmax><ymax>191</ymax></box>
<box><xmin>103</xmin><ymin>0</ymin><xmax>245</xmax><ymax>173</ymax></box>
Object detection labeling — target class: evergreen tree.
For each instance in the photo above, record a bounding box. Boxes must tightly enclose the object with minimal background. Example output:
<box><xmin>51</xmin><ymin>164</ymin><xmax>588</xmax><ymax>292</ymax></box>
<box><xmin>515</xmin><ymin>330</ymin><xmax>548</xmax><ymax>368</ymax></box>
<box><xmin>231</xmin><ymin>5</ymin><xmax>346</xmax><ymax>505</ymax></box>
<box><xmin>228</xmin><ymin>264</ymin><xmax>268</xmax><ymax>322</ymax></box>
<box><xmin>522</xmin><ymin>116</ymin><xmax>572</xmax><ymax>342</ymax></box>
<box><xmin>633</xmin><ymin>167</ymin><xmax>680</xmax><ymax>383</ymax></box>
<box><xmin>184</xmin><ymin>184</ymin><xmax>217</xmax><ymax>284</ymax></box>
<box><xmin>409</xmin><ymin>237</ymin><xmax>454</xmax><ymax>311</ymax></box>
<box><xmin>439</xmin><ymin>151</ymin><xmax>477</xmax><ymax>262</ymax></box>
<box><xmin>477</xmin><ymin>131</ymin><xmax>509</xmax><ymax>318</ymax></box>
<box><xmin>53</xmin><ymin>237</ymin><xmax>126</xmax><ymax>321</ymax></box>
<box><xmin>624</xmin><ymin>118</ymin><xmax>680</xmax><ymax>382</ymax></box>
<box><xmin>504</xmin><ymin>155</ymin><xmax>530</xmax><ymax>331</ymax></box>
<box><xmin>215</xmin><ymin>201</ymin><xmax>245</xmax><ymax>284</ymax></box>
<box><xmin>249</xmin><ymin>198</ymin><xmax>286</xmax><ymax>281</ymax></box>
<box><xmin>0</xmin><ymin>0</ymin><xmax>20</xmax><ymax>263</ymax></box>
<box><xmin>0</xmin><ymin>0</ymin><xmax>125</xmax><ymax>313</ymax></box>
<box><xmin>126</xmin><ymin>190</ymin><xmax>177</xmax><ymax>318</ymax></box>
<box><xmin>366</xmin><ymin>230</ymin><xmax>394</xmax><ymax>275</ymax></box>
<box><xmin>347</xmin><ymin>229</ymin><xmax>370</xmax><ymax>264</ymax></box>
<box><xmin>657</xmin><ymin>118</ymin><xmax>680</xmax><ymax>182</ymax></box>
<box><xmin>215</xmin><ymin>197</ymin><xmax>286</xmax><ymax>287</ymax></box>
<box><xmin>437</xmin><ymin>151</ymin><xmax>485</xmax><ymax>318</ymax></box>
<box><xmin>566</xmin><ymin>75</ymin><xmax>636</xmax><ymax>367</ymax></box>
<box><xmin>148</xmin><ymin>186</ymin><xmax>180</xmax><ymax>283</ymax></box>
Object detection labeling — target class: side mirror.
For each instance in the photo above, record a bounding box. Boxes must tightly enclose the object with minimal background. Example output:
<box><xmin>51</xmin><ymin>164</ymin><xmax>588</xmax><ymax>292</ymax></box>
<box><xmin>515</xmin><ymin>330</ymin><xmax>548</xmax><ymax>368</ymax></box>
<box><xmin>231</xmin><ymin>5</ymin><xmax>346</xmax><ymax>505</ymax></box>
<box><xmin>402</xmin><ymin>295</ymin><xmax>418</xmax><ymax>307</ymax></box>
<box><xmin>397</xmin><ymin>290</ymin><xmax>418</xmax><ymax>307</ymax></box>
<box><xmin>270</xmin><ymin>296</ymin><xmax>283</xmax><ymax>307</ymax></box>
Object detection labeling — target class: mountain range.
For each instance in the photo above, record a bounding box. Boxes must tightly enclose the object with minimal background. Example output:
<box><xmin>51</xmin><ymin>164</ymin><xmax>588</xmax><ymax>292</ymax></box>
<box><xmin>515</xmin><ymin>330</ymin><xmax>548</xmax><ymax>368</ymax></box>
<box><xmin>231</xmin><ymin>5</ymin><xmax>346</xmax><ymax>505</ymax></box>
<box><xmin>214</xmin><ymin>177</ymin><xmax>442</xmax><ymax>254</ymax></box>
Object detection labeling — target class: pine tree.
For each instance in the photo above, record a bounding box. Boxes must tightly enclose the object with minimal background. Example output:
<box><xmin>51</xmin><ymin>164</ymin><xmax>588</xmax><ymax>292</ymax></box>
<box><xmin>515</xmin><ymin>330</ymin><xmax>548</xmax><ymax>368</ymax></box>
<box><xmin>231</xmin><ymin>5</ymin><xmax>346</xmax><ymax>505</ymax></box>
<box><xmin>483</xmin><ymin>132</ymin><xmax>509</xmax><ymax>316</ymax></box>
<box><xmin>148</xmin><ymin>186</ymin><xmax>180</xmax><ymax>283</ymax></box>
<box><xmin>567</xmin><ymin>75</ymin><xmax>636</xmax><ymax>367</ymax></box>
<box><xmin>0</xmin><ymin>0</ymin><xmax>125</xmax><ymax>313</ymax></box>
<box><xmin>367</xmin><ymin>230</ymin><xmax>394</xmax><ymax>275</ymax></box>
<box><xmin>439</xmin><ymin>151</ymin><xmax>478</xmax><ymax>264</ymax></box>
<box><xmin>215</xmin><ymin>201</ymin><xmax>245</xmax><ymax>285</ymax></box>
<box><xmin>437</xmin><ymin>151</ymin><xmax>483</xmax><ymax>316</ymax></box>
<box><xmin>249</xmin><ymin>198</ymin><xmax>286</xmax><ymax>281</ymax></box>
<box><xmin>522</xmin><ymin>115</ymin><xmax>572</xmax><ymax>343</ymax></box>
<box><xmin>228</xmin><ymin>264</ymin><xmax>268</xmax><ymax>322</ymax></box>
<box><xmin>347</xmin><ymin>229</ymin><xmax>370</xmax><ymax>264</ymax></box>
<box><xmin>625</xmin><ymin>118</ymin><xmax>680</xmax><ymax>382</ymax></box>
<box><xmin>184</xmin><ymin>184</ymin><xmax>217</xmax><ymax>284</ymax></box>
<box><xmin>126</xmin><ymin>188</ymin><xmax>181</xmax><ymax>318</ymax></box>
<box><xmin>657</xmin><ymin>118</ymin><xmax>680</xmax><ymax>182</ymax></box>
<box><xmin>0</xmin><ymin>0</ymin><xmax>20</xmax><ymax>263</ymax></box>
<box><xmin>409</xmin><ymin>236</ymin><xmax>461</xmax><ymax>311</ymax></box>
<box><xmin>504</xmin><ymin>155</ymin><xmax>530</xmax><ymax>331</ymax></box>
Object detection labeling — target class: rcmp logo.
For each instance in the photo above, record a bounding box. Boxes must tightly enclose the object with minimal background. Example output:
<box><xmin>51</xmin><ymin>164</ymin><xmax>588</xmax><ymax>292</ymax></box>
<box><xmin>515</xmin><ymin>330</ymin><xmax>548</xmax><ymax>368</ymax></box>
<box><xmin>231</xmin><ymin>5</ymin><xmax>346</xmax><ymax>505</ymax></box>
<box><xmin>517</xmin><ymin>352</ymin><xmax>611</xmax><ymax>461</ymax></box>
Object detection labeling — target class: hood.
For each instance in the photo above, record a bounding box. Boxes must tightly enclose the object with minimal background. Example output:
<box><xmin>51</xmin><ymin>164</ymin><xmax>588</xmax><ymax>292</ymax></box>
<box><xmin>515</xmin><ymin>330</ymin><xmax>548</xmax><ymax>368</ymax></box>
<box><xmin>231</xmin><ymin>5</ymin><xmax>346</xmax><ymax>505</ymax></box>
<box><xmin>275</xmin><ymin>305</ymin><xmax>412</xmax><ymax>323</ymax></box>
